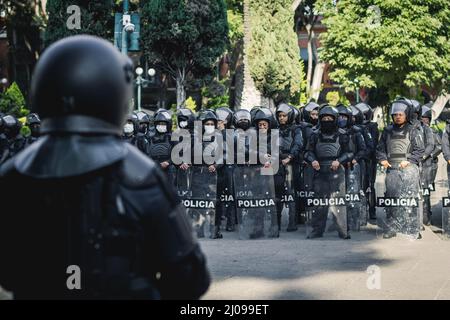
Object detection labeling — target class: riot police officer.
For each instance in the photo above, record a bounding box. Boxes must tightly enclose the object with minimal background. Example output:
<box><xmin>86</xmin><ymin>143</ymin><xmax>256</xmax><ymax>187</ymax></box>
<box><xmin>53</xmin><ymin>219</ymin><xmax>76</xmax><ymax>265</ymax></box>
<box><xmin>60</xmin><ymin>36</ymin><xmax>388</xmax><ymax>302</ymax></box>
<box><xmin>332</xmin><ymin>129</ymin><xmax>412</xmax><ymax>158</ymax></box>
<box><xmin>0</xmin><ymin>115</ymin><xmax>25</xmax><ymax>164</ymax></box>
<box><xmin>25</xmin><ymin>113</ymin><xmax>41</xmax><ymax>147</ymax></box>
<box><xmin>122</xmin><ymin>113</ymin><xmax>138</xmax><ymax>144</ymax></box>
<box><xmin>303</xmin><ymin>101</ymin><xmax>320</xmax><ymax>128</ymax></box>
<box><xmin>305</xmin><ymin>105</ymin><xmax>353</xmax><ymax>239</ymax></box>
<box><xmin>377</xmin><ymin>99</ymin><xmax>424</xmax><ymax>239</ymax></box>
<box><xmin>275</xmin><ymin>103</ymin><xmax>303</xmax><ymax>231</ymax></box>
<box><xmin>420</xmin><ymin>105</ymin><xmax>440</xmax><ymax>225</ymax></box>
<box><xmin>355</xmin><ymin>103</ymin><xmax>378</xmax><ymax>219</ymax></box>
<box><xmin>0</xmin><ymin>35</ymin><xmax>210</xmax><ymax>299</ymax></box>
<box><xmin>337</xmin><ymin>104</ymin><xmax>368</xmax><ymax>229</ymax></box>
<box><xmin>215</xmin><ymin>106</ymin><xmax>237</xmax><ymax>232</ymax></box>
<box><xmin>148</xmin><ymin>109</ymin><xmax>176</xmax><ymax>185</ymax></box>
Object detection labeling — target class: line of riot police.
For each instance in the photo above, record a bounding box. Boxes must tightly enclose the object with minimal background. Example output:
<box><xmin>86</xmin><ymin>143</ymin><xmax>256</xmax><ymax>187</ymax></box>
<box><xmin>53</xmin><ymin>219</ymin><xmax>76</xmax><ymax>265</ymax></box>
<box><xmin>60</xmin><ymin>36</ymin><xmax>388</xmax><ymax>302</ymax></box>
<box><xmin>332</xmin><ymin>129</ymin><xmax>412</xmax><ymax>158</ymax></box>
<box><xmin>0</xmin><ymin>112</ymin><xmax>41</xmax><ymax>164</ymax></box>
<box><xmin>114</xmin><ymin>101</ymin><xmax>398</xmax><ymax>240</ymax></box>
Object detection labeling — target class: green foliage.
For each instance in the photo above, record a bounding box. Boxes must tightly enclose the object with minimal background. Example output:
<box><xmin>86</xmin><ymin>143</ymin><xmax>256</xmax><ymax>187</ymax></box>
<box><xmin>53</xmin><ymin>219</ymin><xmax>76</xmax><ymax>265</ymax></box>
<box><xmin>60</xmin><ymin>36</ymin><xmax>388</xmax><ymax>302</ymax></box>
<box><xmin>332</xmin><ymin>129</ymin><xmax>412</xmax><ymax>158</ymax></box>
<box><xmin>45</xmin><ymin>0</ymin><xmax>114</xmax><ymax>47</ymax></box>
<box><xmin>201</xmin><ymin>80</ymin><xmax>230</xmax><ymax>109</ymax></box>
<box><xmin>317</xmin><ymin>0</ymin><xmax>450</xmax><ymax>99</ymax></box>
<box><xmin>185</xmin><ymin>96</ymin><xmax>198</xmax><ymax>112</ymax></box>
<box><xmin>141</xmin><ymin>0</ymin><xmax>229</xmax><ymax>82</ymax></box>
<box><xmin>325</xmin><ymin>90</ymin><xmax>351</xmax><ymax>107</ymax></box>
<box><xmin>0</xmin><ymin>82</ymin><xmax>29</xmax><ymax>117</ymax></box>
<box><xmin>248</xmin><ymin>0</ymin><xmax>304</xmax><ymax>104</ymax></box>
<box><xmin>226</xmin><ymin>6</ymin><xmax>243</xmax><ymax>49</ymax></box>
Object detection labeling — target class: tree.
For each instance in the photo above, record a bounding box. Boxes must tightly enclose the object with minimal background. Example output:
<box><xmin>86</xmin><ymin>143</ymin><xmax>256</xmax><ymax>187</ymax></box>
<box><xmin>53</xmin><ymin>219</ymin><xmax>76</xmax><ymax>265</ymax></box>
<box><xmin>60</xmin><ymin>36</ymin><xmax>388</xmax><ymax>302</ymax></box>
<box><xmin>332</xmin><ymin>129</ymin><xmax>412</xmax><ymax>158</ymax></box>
<box><xmin>45</xmin><ymin>0</ymin><xmax>114</xmax><ymax>47</ymax></box>
<box><xmin>141</xmin><ymin>0</ymin><xmax>229</xmax><ymax>108</ymax></box>
<box><xmin>1</xmin><ymin>1</ymin><xmax>45</xmax><ymax>97</ymax></box>
<box><xmin>0</xmin><ymin>82</ymin><xmax>29</xmax><ymax>117</ymax></box>
<box><xmin>294</xmin><ymin>0</ymin><xmax>323</xmax><ymax>100</ymax></box>
<box><xmin>247</xmin><ymin>0</ymin><xmax>304</xmax><ymax>105</ymax></box>
<box><xmin>316</xmin><ymin>0</ymin><xmax>450</xmax><ymax>101</ymax></box>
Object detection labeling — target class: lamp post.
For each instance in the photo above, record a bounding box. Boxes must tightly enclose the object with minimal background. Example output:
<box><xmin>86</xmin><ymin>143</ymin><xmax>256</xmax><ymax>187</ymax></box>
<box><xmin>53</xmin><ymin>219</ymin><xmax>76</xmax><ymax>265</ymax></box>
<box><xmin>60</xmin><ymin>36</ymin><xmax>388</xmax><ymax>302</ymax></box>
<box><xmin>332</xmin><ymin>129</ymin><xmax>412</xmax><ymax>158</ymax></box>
<box><xmin>354</xmin><ymin>79</ymin><xmax>360</xmax><ymax>104</ymax></box>
<box><xmin>135</xmin><ymin>67</ymin><xmax>156</xmax><ymax>111</ymax></box>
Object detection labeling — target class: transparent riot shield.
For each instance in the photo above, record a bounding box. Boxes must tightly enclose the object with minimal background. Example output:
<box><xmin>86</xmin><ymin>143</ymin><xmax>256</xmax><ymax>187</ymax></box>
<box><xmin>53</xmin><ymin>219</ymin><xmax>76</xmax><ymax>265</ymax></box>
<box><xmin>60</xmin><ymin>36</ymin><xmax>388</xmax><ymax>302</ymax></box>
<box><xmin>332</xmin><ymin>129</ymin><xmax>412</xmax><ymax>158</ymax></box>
<box><xmin>377</xmin><ymin>165</ymin><xmax>421</xmax><ymax>239</ymax></box>
<box><xmin>442</xmin><ymin>176</ymin><xmax>450</xmax><ymax>239</ymax></box>
<box><xmin>280</xmin><ymin>164</ymin><xmax>297</xmax><ymax>231</ymax></box>
<box><xmin>176</xmin><ymin>166</ymin><xmax>217</xmax><ymax>238</ymax></box>
<box><xmin>306</xmin><ymin>166</ymin><xmax>348</xmax><ymax>239</ymax></box>
<box><xmin>234</xmin><ymin>165</ymin><xmax>278</xmax><ymax>239</ymax></box>
<box><xmin>346</xmin><ymin>163</ymin><xmax>365</xmax><ymax>231</ymax></box>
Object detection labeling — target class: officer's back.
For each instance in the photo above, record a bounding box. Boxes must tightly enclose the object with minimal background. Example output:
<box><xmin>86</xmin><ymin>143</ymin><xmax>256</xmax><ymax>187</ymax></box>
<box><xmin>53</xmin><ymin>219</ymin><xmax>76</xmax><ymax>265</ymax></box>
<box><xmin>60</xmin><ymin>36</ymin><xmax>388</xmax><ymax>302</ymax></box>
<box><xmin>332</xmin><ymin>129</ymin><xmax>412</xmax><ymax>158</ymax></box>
<box><xmin>0</xmin><ymin>36</ymin><xmax>210</xmax><ymax>300</ymax></box>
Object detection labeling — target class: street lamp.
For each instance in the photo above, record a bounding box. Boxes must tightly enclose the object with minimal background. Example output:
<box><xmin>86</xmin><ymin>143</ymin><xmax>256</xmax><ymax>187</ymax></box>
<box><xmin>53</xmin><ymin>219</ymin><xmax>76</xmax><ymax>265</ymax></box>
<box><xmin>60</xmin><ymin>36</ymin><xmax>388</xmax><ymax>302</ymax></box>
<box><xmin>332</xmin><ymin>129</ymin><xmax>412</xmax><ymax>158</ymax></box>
<box><xmin>135</xmin><ymin>67</ymin><xmax>156</xmax><ymax>111</ymax></box>
<box><xmin>354</xmin><ymin>79</ymin><xmax>360</xmax><ymax>104</ymax></box>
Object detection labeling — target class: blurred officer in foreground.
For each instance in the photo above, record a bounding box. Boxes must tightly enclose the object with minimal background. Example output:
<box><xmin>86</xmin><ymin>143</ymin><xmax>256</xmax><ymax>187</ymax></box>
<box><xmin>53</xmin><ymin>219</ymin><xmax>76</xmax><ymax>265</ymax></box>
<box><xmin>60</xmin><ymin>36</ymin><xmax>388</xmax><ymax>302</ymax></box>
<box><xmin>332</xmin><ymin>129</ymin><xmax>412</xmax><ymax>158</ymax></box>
<box><xmin>0</xmin><ymin>35</ymin><xmax>210</xmax><ymax>300</ymax></box>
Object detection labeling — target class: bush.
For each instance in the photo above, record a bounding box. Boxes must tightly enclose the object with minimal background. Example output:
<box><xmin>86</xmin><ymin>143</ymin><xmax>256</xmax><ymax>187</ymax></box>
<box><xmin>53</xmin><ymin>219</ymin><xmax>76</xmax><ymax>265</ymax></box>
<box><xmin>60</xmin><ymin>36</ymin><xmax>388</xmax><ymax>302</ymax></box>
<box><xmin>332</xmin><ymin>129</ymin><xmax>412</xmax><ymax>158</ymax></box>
<box><xmin>0</xmin><ymin>82</ymin><xmax>29</xmax><ymax>117</ymax></box>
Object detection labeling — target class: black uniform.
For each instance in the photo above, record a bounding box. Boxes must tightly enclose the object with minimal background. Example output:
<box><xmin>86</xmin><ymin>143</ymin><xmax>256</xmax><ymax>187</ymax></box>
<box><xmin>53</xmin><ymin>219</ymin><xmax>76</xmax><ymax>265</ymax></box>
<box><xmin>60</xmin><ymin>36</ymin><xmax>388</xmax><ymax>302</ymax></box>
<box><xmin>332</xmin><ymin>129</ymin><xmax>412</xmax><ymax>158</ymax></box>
<box><xmin>305</xmin><ymin>105</ymin><xmax>354</xmax><ymax>239</ymax></box>
<box><xmin>0</xmin><ymin>36</ymin><xmax>210</xmax><ymax>299</ymax></box>
<box><xmin>275</xmin><ymin>104</ymin><xmax>303</xmax><ymax>231</ymax></box>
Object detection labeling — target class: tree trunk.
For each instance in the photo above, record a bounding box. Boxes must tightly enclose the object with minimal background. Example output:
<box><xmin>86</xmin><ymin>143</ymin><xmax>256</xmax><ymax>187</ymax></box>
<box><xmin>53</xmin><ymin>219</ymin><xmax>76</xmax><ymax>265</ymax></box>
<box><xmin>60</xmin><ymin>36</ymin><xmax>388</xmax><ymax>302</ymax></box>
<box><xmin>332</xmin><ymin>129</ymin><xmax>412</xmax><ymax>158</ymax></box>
<box><xmin>431</xmin><ymin>93</ymin><xmax>450</xmax><ymax>120</ymax></box>
<box><xmin>176</xmin><ymin>68</ymin><xmax>186</xmax><ymax>109</ymax></box>
<box><xmin>306</xmin><ymin>24</ymin><xmax>314</xmax><ymax>98</ymax></box>
<box><xmin>238</xmin><ymin>0</ymin><xmax>264</xmax><ymax>110</ymax></box>
<box><xmin>310</xmin><ymin>62</ymin><xmax>325</xmax><ymax>101</ymax></box>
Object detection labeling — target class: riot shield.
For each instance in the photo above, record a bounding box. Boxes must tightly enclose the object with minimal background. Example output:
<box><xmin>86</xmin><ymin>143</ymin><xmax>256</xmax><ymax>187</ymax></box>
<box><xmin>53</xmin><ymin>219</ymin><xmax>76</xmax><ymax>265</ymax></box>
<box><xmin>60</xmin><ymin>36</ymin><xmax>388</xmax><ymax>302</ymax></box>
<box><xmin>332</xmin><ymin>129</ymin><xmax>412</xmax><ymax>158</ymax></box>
<box><xmin>176</xmin><ymin>166</ymin><xmax>217</xmax><ymax>238</ymax></box>
<box><xmin>442</xmin><ymin>177</ymin><xmax>450</xmax><ymax>239</ymax></box>
<box><xmin>234</xmin><ymin>165</ymin><xmax>278</xmax><ymax>239</ymax></box>
<box><xmin>280</xmin><ymin>164</ymin><xmax>297</xmax><ymax>231</ymax></box>
<box><xmin>216</xmin><ymin>165</ymin><xmax>237</xmax><ymax>231</ymax></box>
<box><xmin>296</xmin><ymin>163</ymin><xmax>314</xmax><ymax>224</ymax></box>
<box><xmin>346</xmin><ymin>163</ymin><xmax>366</xmax><ymax>231</ymax></box>
<box><xmin>377</xmin><ymin>165</ymin><xmax>421</xmax><ymax>239</ymax></box>
<box><xmin>305</xmin><ymin>166</ymin><xmax>348</xmax><ymax>239</ymax></box>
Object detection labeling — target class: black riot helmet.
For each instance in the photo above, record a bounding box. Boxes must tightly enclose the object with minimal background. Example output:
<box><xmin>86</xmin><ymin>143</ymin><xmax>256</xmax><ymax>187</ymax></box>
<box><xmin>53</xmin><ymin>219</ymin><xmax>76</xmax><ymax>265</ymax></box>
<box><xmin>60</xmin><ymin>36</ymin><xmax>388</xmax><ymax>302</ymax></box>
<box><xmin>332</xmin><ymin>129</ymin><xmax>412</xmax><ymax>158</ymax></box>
<box><xmin>420</xmin><ymin>106</ymin><xmax>432</xmax><ymax>120</ymax></box>
<box><xmin>410</xmin><ymin>99</ymin><xmax>422</xmax><ymax>119</ymax></box>
<box><xmin>198</xmin><ymin>109</ymin><xmax>218</xmax><ymax>125</ymax></box>
<box><xmin>154</xmin><ymin>109</ymin><xmax>173</xmax><ymax>133</ymax></box>
<box><xmin>350</xmin><ymin>105</ymin><xmax>364</xmax><ymax>125</ymax></box>
<box><xmin>354</xmin><ymin>103</ymin><xmax>373</xmax><ymax>124</ymax></box>
<box><xmin>215</xmin><ymin>106</ymin><xmax>233</xmax><ymax>128</ymax></box>
<box><xmin>26</xmin><ymin>113</ymin><xmax>41</xmax><ymax>137</ymax></box>
<box><xmin>390</xmin><ymin>100</ymin><xmax>412</xmax><ymax>123</ymax></box>
<box><xmin>176</xmin><ymin>108</ymin><xmax>195</xmax><ymax>130</ymax></box>
<box><xmin>303</xmin><ymin>101</ymin><xmax>320</xmax><ymax>124</ymax></box>
<box><xmin>30</xmin><ymin>35</ymin><xmax>134</xmax><ymax>136</ymax></box>
<box><xmin>336</xmin><ymin>104</ymin><xmax>353</xmax><ymax>128</ymax></box>
<box><xmin>252</xmin><ymin>107</ymin><xmax>277</xmax><ymax>129</ymax></box>
<box><xmin>2</xmin><ymin>115</ymin><xmax>22</xmax><ymax>138</ymax></box>
<box><xmin>233</xmin><ymin>109</ymin><xmax>252</xmax><ymax>130</ymax></box>
<box><xmin>291</xmin><ymin>106</ymin><xmax>301</xmax><ymax>124</ymax></box>
<box><xmin>26</xmin><ymin>113</ymin><xmax>41</xmax><ymax>126</ymax></box>
<box><xmin>124</xmin><ymin>113</ymin><xmax>138</xmax><ymax>135</ymax></box>
<box><xmin>318</xmin><ymin>104</ymin><xmax>339</xmax><ymax>133</ymax></box>
<box><xmin>134</xmin><ymin>110</ymin><xmax>151</xmax><ymax>134</ymax></box>
<box><xmin>276</xmin><ymin>103</ymin><xmax>295</xmax><ymax>125</ymax></box>
<box><xmin>250</xmin><ymin>106</ymin><xmax>262</xmax><ymax>124</ymax></box>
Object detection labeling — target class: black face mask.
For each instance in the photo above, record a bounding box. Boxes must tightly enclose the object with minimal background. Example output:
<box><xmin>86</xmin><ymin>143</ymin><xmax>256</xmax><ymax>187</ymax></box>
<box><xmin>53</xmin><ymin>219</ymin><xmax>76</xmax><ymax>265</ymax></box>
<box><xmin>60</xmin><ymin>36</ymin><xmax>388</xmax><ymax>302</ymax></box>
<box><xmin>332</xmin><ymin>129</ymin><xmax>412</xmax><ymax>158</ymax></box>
<box><xmin>337</xmin><ymin>118</ymin><xmax>348</xmax><ymax>129</ymax></box>
<box><xmin>310</xmin><ymin>118</ymin><xmax>318</xmax><ymax>126</ymax></box>
<box><xmin>237</xmin><ymin>121</ymin><xmax>250</xmax><ymax>130</ymax></box>
<box><xmin>320</xmin><ymin>120</ymin><xmax>337</xmax><ymax>133</ymax></box>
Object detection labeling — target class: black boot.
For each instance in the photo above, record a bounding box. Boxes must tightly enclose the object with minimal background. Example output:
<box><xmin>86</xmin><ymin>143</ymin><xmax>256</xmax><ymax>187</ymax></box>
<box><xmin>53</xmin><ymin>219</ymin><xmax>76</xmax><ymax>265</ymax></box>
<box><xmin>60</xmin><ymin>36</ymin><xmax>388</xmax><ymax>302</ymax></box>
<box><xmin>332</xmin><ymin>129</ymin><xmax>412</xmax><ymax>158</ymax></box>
<box><xmin>212</xmin><ymin>226</ymin><xmax>223</xmax><ymax>239</ymax></box>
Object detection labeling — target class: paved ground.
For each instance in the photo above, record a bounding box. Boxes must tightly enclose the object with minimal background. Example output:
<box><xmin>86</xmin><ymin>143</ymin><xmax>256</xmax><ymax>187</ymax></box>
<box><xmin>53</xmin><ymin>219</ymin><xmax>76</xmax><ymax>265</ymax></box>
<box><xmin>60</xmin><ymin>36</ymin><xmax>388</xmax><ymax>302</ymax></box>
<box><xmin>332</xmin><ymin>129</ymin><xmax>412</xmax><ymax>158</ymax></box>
<box><xmin>200</xmin><ymin>157</ymin><xmax>450</xmax><ymax>300</ymax></box>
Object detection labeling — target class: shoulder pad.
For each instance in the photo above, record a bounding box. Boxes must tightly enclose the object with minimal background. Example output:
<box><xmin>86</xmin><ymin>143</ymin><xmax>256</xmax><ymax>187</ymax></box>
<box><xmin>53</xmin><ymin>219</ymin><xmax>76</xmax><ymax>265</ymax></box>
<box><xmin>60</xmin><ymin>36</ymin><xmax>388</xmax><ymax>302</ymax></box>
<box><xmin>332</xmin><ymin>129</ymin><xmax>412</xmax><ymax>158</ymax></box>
<box><xmin>118</xmin><ymin>144</ymin><xmax>159</xmax><ymax>188</ymax></box>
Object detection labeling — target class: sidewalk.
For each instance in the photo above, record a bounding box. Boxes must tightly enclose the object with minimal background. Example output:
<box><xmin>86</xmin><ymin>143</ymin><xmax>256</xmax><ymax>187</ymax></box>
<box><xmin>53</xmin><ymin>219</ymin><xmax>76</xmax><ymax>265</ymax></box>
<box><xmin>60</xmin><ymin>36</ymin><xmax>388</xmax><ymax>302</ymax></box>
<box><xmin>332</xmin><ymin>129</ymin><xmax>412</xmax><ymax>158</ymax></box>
<box><xmin>200</xmin><ymin>158</ymin><xmax>450</xmax><ymax>300</ymax></box>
